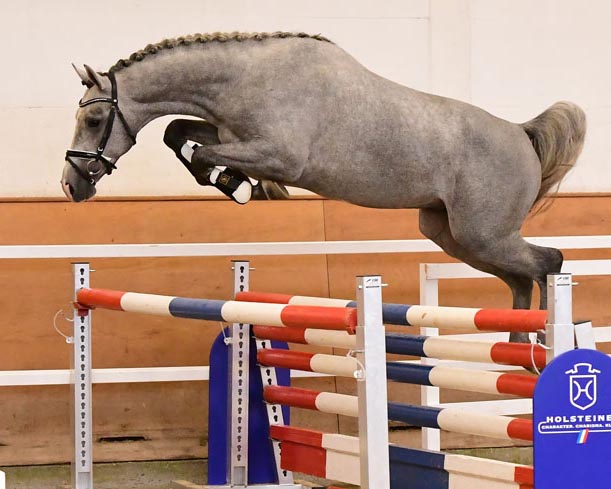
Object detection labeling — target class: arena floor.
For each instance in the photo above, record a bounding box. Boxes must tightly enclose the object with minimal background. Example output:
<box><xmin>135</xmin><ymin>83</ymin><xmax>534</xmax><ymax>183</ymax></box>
<box><xmin>1</xmin><ymin>447</ymin><xmax>532</xmax><ymax>489</ymax></box>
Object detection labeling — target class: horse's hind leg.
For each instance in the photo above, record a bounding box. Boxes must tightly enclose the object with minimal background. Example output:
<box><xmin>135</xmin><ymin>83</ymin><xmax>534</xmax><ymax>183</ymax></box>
<box><xmin>476</xmin><ymin>236</ymin><xmax>562</xmax><ymax>344</ymax></box>
<box><xmin>419</xmin><ymin>208</ymin><xmax>536</xmax><ymax>343</ymax></box>
<box><xmin>422</xmin><ymin>200</ymin><xmax>564</xmax><ymax>344</ymax></box>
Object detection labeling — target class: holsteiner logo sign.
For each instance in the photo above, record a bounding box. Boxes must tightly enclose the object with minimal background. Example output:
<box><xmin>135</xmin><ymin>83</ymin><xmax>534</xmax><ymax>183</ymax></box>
<box><xmin>567</xmin><ymin>363</ymin><xmax>599</xmax><ymax>411</ymax></box>
<box><xmin>534</xmin><ymin>349</ymin><xmax>611</xmax><ymax>488</ymax></box>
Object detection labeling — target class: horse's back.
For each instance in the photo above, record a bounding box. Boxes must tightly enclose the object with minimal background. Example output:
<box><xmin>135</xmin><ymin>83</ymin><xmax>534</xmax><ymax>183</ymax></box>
<box><xmin>226</xmin><ymin>38</ymin><xmax>541</xmax><ymax>209</ymax></box>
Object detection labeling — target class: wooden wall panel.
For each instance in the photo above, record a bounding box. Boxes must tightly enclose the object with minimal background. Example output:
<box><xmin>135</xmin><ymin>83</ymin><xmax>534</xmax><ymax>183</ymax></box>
<box><xmin>0</xmin><ymin>195</ymin><xmax>609</xmax><ymax>464</ymax></box>
<box><xmin>0</xmin><ymin>200</ymin><xmax>332</xmax><ymax>464</ymax></box>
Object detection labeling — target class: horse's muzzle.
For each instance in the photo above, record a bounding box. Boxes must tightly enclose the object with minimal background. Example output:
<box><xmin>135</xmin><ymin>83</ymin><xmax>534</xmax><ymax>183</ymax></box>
<box><xmin>61</xmin><ymin>164</ymin><xmax>97</xmax><ymax>202</ymax></box>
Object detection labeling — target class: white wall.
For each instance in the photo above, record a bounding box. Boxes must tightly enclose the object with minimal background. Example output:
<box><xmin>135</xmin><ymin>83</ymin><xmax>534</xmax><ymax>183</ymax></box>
<box><xmin>0</xmin><ymin>0</ymin><xmax>608</xmax><ymax>198</ymax></box>
<box><xmin>468</xmin><ymin>0</ymin><xmax>611</xmax><ymax>192</ymax></box>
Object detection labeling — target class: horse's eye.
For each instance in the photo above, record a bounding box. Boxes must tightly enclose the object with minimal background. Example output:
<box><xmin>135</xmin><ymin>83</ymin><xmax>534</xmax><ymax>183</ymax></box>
<box><xmin>86</xmin><ymin>118</ymin><xmax>101</xmax><ymax>128</ymax></box>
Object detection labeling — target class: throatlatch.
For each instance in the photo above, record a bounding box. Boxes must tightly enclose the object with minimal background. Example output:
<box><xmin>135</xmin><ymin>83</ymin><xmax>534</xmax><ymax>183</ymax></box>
<box><xmin>180</xmin><ymin>142</ymin><xmax>253</xmax><ymax>204</ymax></box>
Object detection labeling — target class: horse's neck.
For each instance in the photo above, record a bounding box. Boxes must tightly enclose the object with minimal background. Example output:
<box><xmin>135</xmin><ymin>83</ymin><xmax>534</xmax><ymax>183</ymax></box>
<box><xmin>116</xmin><ymin>44</ymin><xmax>243</xmax><ymax>131</ymax></box>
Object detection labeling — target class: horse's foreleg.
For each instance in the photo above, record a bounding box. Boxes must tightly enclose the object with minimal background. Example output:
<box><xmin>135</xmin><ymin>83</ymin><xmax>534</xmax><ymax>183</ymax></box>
<box><xmin>191</xmin><ymin>139</ymin><xmax>305</xmax><ymax>184</ymax></box>
<box><xmin>164</xmin><ymin>120</ymin><xmax>256</xmax><ymax>203</ymax></box>
<box><xmin>164</xmin><ymin>121</ymin><xmax>290</xmax><ymax>200</ymax></box>
<box><xmin>163</xmin><ymin>119</ymin><xmax>221</xmax><ymax>185</ymax></box>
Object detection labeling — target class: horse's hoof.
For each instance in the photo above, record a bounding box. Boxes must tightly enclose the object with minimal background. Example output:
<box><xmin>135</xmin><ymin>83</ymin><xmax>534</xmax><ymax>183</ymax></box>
<box><xmin>509</xmin><ymin>331</ymin><xmax>545</xmax><ymax>374</ymax></box>
<box><xmin>252</xmin><ymin>181</ymin><xmax>290</xmax><ymax>200</ymax></box>
<box><xmin>209</xmin><ymin>167</ymin><xmax>253</xmax><ymax>205</ymax></box>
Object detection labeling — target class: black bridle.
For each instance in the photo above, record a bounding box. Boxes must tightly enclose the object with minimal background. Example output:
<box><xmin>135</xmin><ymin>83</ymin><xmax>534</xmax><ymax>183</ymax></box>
<box><xmin>65</xmin><ymin>71</ymin><xmax>137</xmax><ymax>185</ymax></box>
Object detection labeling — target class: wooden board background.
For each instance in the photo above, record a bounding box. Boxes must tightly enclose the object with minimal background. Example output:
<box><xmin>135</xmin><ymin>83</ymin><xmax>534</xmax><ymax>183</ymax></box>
<box><xmin>0</xmin><ymin>195</ymin><xmax>609</xmax><ymax>465</ymax></box>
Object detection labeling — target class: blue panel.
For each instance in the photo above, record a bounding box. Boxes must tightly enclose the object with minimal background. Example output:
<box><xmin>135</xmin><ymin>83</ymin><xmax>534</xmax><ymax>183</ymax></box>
<box><xmin>390</xmin><ymin>444</ymin><xmax>446</xmax><ymax>469</ymax></box>
<box><xmin>390</xmin><ymin>445</ymin><xmax>449</xmax><ymax>489</ymax></box>
<box><xmin>346</xmin><ymin>300</ymin><xmax>357</xmax><ymax>308</ymax></box>
<box><xmin>387</xmin><ymin>362</ymin><xmax>433</xmax><ymax>386</ymax></box>
<box><xmin>383</xmin><ymin>303</ymin><xmax>411</xmax><ymax>325</ymax></box>
<box><xmin>207</xmin><ymin>329</ymin><xmax>290</xmax><ymax>485</ymax></box>
<box><xmin>388</xmin><ymin>402</ymin><xmax>441</xmax><ymax>429</ymax></box>
<box><xmin>169</xmin><ymin>297</ymin><xmax>225</xmax><ymax>320</ymax></box>
<box><xmin>534</xmin><ymin>349</ymin><xmax>611</xmax><ymax>489</ymax></box>
<box><xmin>385</xmin><ymin>334</ymin><xmax>427</xmax><ymax>357</ymax></box>
<box><xmin>207</xmin><ymin>330</ymin><xmax>230</xmax><ymax>485</ymax></box>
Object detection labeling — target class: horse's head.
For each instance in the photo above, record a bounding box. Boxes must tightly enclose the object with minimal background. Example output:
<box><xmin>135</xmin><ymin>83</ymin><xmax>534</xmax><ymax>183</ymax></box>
<box><xmin>62</xmin><ymin>64</ymin><xmax>137</xmax><ymax>202</ymax></box>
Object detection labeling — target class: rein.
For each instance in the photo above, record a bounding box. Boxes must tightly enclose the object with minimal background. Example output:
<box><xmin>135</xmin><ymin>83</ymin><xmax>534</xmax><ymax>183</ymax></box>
<box><xmin>65</xmin><ymin>71</ymin><xmax>137</xmax><ymax>185</ymax></box>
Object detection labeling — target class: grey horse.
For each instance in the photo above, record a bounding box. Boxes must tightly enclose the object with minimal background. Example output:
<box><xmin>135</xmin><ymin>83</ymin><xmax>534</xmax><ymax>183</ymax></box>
<box><xmin>62</xmin><ymin>32</ymin><xmax>586</xmax><ymax>343</ymax></box>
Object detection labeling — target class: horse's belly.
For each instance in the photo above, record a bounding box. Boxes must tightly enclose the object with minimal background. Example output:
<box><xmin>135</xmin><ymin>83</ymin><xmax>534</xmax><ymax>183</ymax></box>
<box><xmin>298</xmin><ymin>165</ymin><xmax>442</xmax><ymax>209</ymax></box>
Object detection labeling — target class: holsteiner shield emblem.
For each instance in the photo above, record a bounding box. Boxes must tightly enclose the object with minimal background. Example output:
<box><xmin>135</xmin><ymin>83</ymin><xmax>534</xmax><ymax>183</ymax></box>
<box><xmin>566</xmin><ymin>363</ymin><xmax>601</xmax><ymax>411</ymax></box>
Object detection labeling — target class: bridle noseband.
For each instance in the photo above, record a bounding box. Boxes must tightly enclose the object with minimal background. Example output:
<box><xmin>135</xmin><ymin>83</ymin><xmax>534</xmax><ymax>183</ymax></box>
<box><xmin>65</xmin><ymin>71</ymin><xmax>137</xmax><ymax>185</ymax></box>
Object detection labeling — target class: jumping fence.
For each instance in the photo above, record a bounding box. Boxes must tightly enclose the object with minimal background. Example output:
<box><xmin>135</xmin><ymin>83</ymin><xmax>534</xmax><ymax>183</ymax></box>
<box><xmin>70</xmin><ymin>261</ymin><xmax>599</xmax><ymax>489</ymax></box>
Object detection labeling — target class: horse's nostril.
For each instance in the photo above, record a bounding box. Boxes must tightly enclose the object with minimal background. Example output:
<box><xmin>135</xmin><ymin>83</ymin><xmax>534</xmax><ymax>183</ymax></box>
<box><xmin>68</xmin><ymin>184</ymin><xmax>75</xmax><ymax>196</ymax></box>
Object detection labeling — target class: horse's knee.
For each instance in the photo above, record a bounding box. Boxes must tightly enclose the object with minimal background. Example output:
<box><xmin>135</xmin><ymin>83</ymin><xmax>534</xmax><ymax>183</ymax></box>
<box><xmin>163</xmin><ymin>119</ymin><xmax>187</xmax><ymax>148</ymax></box>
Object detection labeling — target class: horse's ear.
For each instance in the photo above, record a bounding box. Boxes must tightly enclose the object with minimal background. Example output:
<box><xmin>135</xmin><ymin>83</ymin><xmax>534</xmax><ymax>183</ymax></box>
<box><xmin>83</xmin><ymin>64</ymin><xmax>104</xmax><ymax>90</ymax></box>
<box><xmin>72</xmin><ymin>63</ymin><xmax>94</xmax><ymax>88</ymax></box>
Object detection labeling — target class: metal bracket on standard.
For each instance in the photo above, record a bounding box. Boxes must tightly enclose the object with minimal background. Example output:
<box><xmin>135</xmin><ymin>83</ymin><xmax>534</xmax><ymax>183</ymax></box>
<box><xmin>228</xmin><ymin>260</ymin><xmax>251</xmax><ymax>486</ymax></box>
<box><xmin>241</xmin><ymin>258</ymin><xmax>294</xmax><ymax>486</ymax></box>
<box><xmin>575</xmin><ymin>320</ymin><xmax>596</xmax><ymax>350</ymax></box>
<box><xmin>546</xmin><ymin>273</ymin><xmax>575</xmax><ymax>364</ymax></box>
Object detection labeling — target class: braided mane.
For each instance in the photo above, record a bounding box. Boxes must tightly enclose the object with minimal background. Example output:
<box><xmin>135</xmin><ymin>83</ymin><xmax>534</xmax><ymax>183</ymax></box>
<box><xmin>107</xmin><ymin>31</ymin><xmax>333</xmax><ymax>73</ymax></box>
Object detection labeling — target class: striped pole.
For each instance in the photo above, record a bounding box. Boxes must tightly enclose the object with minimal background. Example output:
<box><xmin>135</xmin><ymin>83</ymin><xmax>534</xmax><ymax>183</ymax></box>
<box><xmin>271</xmin><ymin>425</ymin><xmax>533</xmax><ymax>489</ymax></box>
<box><xmin>385</xmin><ymin>334</ymin><xmax>547</xmax><ymax>370</ymax></box>
<box><xmin>253</xmin><ymin>326</ymin><xmax>546</xmax><ymax>370</ymax></box>
<box><xmin>75</xmin><ymin>288</ymin><xmax>357</xmax><ymax>331</ymax></box>
<box><xmin>263</xmin><ymin>386</ymin><xmax>532</xmax><ymax>442</ymax></box>
<box><xmin>237</xmin><ymin>291</ymin><xmax>547</xmax><ymax>333</ymax></box>
<box><xmin>253</xmin><ymin>325</ymin><xmax>357</xmax><ymax>349</ymax></box>
<box><xmin>258</xmin><ymin>349</ymin><xmax>536</xmax><ymax>397</ymax></box>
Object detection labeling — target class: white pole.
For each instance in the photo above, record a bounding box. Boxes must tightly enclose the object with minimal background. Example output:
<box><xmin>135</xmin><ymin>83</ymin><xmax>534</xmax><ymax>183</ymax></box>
<box><xmin>356</xmin><ymin>275</ymin><xmax>390</xmax><ymax>489</ymax></box>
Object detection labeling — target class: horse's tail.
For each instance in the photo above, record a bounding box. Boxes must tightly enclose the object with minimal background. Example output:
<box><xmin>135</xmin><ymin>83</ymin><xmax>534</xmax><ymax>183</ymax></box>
<box><xmin>520</xmin><ymin>101</ymin><xmax>586</xmax><ymax>209</ymax></box>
